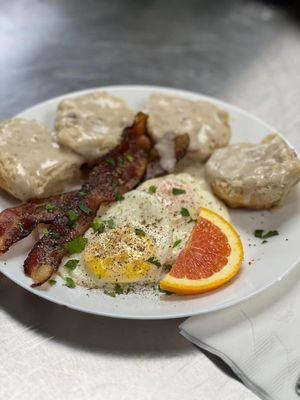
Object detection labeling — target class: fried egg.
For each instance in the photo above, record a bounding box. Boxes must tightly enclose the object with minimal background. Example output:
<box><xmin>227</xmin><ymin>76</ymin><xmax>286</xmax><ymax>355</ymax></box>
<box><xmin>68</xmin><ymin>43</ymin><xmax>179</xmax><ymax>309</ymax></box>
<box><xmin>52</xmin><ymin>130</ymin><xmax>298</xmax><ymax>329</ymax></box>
<box><xmin>58</xmin><ymin>190</ymin><xmax>173</xmax><ymax>288</ymax></box>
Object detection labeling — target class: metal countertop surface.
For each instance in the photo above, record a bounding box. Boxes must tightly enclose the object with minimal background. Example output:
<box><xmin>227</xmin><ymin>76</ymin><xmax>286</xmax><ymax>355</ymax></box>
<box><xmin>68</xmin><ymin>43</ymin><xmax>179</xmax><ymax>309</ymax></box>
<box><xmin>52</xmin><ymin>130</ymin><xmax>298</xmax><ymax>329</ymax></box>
<box><xmin>1</xmin><ymin>1</ymin><xmax>299</xmax><ymax>399</ymax></box>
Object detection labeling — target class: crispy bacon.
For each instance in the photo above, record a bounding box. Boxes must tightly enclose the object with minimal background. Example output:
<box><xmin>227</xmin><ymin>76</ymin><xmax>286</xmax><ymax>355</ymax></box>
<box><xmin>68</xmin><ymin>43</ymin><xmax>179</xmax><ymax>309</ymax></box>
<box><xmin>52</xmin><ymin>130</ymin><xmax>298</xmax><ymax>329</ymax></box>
<box><xmin>0</xmin><ymin>191</ymin><xmax>76</xmax><ymax>254</ymax></box>
<box><xmin>0</xmin><ymin>112</ymin><xmax>189</xmax><ymax>287</ymax></box>
<box><xmin>24</xmin><ymin>112</ymin><xmax>151</xmax><ymax>286</ymax></box>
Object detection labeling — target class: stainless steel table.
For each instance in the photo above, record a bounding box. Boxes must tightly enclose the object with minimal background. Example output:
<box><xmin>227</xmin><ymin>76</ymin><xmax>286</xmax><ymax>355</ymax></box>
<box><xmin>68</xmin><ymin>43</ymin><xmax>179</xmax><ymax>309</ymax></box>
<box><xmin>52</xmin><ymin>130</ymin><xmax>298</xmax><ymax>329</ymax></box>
<box><xmin>1</xmin><ymin>1</ymin><xmax>299</xmax><ymax>399</ymax></box>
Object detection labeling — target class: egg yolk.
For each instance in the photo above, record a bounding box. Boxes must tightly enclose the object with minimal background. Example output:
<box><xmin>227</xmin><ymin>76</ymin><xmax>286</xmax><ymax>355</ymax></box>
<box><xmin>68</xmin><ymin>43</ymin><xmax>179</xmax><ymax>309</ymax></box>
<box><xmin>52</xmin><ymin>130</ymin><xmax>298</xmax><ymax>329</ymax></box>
<box><xmin>84</xmin><ymin>226</ymin><xmax>156</xmax><ymax>284</ymax></box>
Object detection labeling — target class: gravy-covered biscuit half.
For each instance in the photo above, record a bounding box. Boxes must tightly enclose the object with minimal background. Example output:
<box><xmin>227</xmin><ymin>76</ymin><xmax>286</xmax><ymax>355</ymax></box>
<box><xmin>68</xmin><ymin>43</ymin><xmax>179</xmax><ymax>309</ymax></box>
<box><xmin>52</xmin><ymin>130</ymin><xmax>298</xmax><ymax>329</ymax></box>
<box><xmin>55</xmin><ymin>91</ymin><xmax>135</xmax><ymax>161</ymax></box>
<box><xmin>206</xmin><ymin>134</ymin><xmax>300</xmax><ymax>209</ymax></box>
<box><xmin>0</xmin><ymin>119</ymin><xmax>83</xmax><ymax>201</ymax></box>
<box><xmin>146</xmin><ymin>93</ymin><xmax>231</xmax><ymax>162</ymax></box>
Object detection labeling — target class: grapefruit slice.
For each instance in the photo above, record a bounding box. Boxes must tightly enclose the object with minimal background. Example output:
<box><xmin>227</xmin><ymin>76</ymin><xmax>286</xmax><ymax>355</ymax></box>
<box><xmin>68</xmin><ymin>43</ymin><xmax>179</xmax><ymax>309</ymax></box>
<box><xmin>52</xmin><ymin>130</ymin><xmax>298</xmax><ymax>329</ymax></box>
<box><xmin>160</xmin><ymin>208</ymin><xmax>243</xmax><ymax>295</ymax></box>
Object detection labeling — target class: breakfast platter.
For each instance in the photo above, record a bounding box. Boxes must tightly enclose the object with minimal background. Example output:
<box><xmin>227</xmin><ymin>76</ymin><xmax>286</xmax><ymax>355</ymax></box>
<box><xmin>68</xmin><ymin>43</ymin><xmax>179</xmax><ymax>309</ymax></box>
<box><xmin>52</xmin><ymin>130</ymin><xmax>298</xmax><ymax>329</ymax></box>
<box><xmin>0</xmin><ymin>85</ymin><xmax>299</xmax><ymax>319</ymax></box>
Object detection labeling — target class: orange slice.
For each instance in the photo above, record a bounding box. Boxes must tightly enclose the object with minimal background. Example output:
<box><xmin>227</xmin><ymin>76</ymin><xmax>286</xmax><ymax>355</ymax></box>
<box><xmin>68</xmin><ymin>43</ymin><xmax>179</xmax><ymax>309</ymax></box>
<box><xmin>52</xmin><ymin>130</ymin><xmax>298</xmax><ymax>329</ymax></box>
<box><xmin>160</xmin><ymin>208</ymin><xmax>243</xmax><ymax>295</ymax></box>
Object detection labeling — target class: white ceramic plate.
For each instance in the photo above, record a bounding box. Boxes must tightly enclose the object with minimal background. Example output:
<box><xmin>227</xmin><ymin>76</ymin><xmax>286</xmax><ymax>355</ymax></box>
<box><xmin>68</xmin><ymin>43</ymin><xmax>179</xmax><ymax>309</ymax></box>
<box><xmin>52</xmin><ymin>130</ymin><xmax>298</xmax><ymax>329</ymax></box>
<box><xmin>0</xmin><ymin>85</ymin><xmax>299</xmax><ymax>319</ymax></box>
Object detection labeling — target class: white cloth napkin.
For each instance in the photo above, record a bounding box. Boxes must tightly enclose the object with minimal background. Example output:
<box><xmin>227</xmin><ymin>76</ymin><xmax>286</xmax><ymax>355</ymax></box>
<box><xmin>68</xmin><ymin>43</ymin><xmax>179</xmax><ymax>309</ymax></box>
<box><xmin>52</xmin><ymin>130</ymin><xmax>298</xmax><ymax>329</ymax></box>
<box><xmin>179</xmin><ymin>265</ymin><xmax>300</xmax><ymax>400</ymax></box>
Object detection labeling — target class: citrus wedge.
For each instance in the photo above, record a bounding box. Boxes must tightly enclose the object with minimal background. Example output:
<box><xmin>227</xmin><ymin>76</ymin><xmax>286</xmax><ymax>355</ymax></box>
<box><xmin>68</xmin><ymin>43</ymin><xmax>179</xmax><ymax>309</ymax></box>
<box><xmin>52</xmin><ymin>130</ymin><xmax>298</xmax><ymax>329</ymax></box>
<box><xmin>160</xmin><ymin>208</ymin><xmax>243</xmax><ymax>295</ymax></box>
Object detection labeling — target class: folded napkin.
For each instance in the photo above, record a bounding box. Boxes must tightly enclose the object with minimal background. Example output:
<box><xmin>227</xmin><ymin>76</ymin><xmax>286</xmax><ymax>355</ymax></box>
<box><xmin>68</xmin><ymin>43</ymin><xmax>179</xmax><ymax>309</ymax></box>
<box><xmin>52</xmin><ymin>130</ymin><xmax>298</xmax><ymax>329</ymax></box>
<box><xmin>180</xmin><ymin>265</ymin><xmax>300</xmax><ymax>400</ymax></box>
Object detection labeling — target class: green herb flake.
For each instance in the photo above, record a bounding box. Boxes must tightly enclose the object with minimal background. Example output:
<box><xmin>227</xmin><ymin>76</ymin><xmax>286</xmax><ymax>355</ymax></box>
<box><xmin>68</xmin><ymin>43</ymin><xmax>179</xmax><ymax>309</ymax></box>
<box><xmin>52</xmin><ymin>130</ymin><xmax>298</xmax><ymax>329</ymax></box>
<box><xmin>173</xmin><ymin>239</ymin><xmax>182</xmax><ymax>248</ymax></box>
<box><xmin>163</xmin><ymin>264</ymin><xmax>172</xmax><ymax>272</ymax></box>
<box><xmin>90</xmin><ymin>218</ymin><xmax>115</xmax><ymax>233</ymax></box>
<box><xmin>188</xmin><ymin>218</ymin><xmax>196</xmax><ymax>224</ymax></box>
<box><xmin>38</xmin><ymin>203</ymin><xmax>56</xmax><ymax>213</ymax></box>
<box><xmin>262</xmin><ymin>240</ymin><xmax>268</xmax><ymax>244</ymax></box>
<box><xmin>148</xmin><ymin>185</ymin><xmax>157</xmax><ymax>194</ymax></box>
<box><xmin>254</xmin><ymin>229</ymin><xmax>279</xmax><ymax>239</ymax></box>
<box><xmin>64</xmin><ymin>277</ymin><xmax>76</xmax><ymax>288</ymax></box>
<box><xmin>104</xmin><ymin>218</ymin><xmax>115</xmax><ymax>230</ymax></box>
<box><xmin>115</xmin><ymin>193</ymin><xmax>125</xmax><ymax>202</ymax></box>
<box><xmin>254</xmin><ymin>229</ymin><xmax>264</xmax><ymax>238</ymax></box>
<box><xmin>262</xmin><ymin>230</ymin><xmax>279</xmax><ymax>239</ymax></box>
<box><xmin>79</xmin><ymin>191</ymin><xmax>86</xmax><ymax>196</ymax></box>
<box><xmin>104</xmin><ymin>290</ymin><xmax>116</xmax><ymax>298</ymax></box>
<box><xmin>64</xmin><ymin>259</ymin><xmax>79</xmax><ymax>271</ymax></box>
<box><xmin>64</xmin><ymin>236</ymin><xmax>88</xmax><ymax>254</ymax></box>
<box><xmin>18</xmin><ymin>222</ymin><xmax>24</xmax><ymax>232</ymax></box>
<box><xmin>90</xmin><ymin>218</ymin><xmax>105</xmax><ymax>234</ymax></box>
<box><xmin>158</xmin><ymin>286</ymin><xmax>173</xmax><ymax>295</ymax></box>
<box><xmin>172</xmin><ymin>187</ymin><xmax>186</xmax><ymax>195</ymax></box>
<box><xmin>147</xmin><ymin>257</ymin><xmax>161</xmax><ymax>267</ymax></box>
<box><xmin>106</xmin><ymin>157</ymin><xmax>116</xmax><ymax>166</ymax></box>
<box><xmin>126</xmin><ymin>154</ymin><xmax>134</xmax><ymax>162</ymax></box>
<box><xmin>43</xmin><ymin>228</ymin><xmax>60</xmax><ymax>240</ymax></box>
<box><xmin>135</xmin><ymin>228</ymin><xmax>146</xmax><ymax>236</ymax></box>
<box><xmin>180</xmin><ymin>207</ymin><xmax>190</xmax><ymax>217</ymax></box>
<box><xmin>115</xmin><ymin>284</ymin><xmax>124</xmax><ymax>295</ymax></box>
<box><xmin>49</xmin><ymin>231</ymin><xmax>61</xmax><ymax>240</ymax></box>
<box><xmin>66</xmin><ymin>210</ymin><xmax>79</xmax><ymax>228</ymax></box>
<box><xmin>48</xmin><ymin>279</ymin><xmax>57</xmax><ymax>286</ymax></box>
<box><xmin>79</xmin><ymin>202</ymin><xmax>93</xmax><ymax>215</ymax></box>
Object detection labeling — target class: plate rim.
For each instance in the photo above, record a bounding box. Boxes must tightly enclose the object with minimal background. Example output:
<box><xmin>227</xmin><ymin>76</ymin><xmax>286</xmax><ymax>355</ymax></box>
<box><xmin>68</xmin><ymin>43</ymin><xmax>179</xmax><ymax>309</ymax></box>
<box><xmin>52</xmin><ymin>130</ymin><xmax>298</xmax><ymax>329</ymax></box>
<box><xmin>0</xmin><ymin>84</ymin><xmax>299</xmax><ymax>320</ymax></box>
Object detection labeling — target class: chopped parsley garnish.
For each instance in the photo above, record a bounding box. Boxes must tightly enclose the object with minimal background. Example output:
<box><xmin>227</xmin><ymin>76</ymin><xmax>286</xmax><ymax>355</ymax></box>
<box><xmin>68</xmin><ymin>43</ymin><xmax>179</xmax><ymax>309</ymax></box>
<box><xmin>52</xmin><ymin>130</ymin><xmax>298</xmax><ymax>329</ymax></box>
<box><xmin>48</xmin><ymin>279</ymin><xmax>57</xmax><ymax>286</ymax></box>
<box><xmin>66</xmin><ymin>210</ymin><xmax>79</xmax><ymax>228</ymax></box>
<box><xmin>18</xmin><ymin>222</ymin><xmax>24</xmax><ymax>232</ymax></box>
<box><xmin>173</xmin><ymin>239</ymin><xmax>182</xmax><ymax>248</ymax></box>
<box><xmin>172</xmin><ymin>188</ymin><xmax>186</xmax><ymax>195</ymax></box>
<box><xmin>254</xmin><ymin>229</ymin><xmax>264</xmax><ymax>238</ymax></box>
<box><xmin>254</xmin><ymin>229</ymin><xmax>279</xmax><ymax>239</ymax></box>
<box><xmin>147</xmin><ymin>257</ymin><xmax>161</xmax><ymax>267</ymax></box>
<box><xmin>163</xmin><ymin>264</ymin><xmax>172</xmax><ymax>271</ymax></box>
<box><xmin>64</xmin><ymin>236</ymin><xmax>88</xmax><ymax>254</ymax></box>
<box><xmin>64</xmin><ymin>259</ymin><xmax>79</xmax><ymax>271</ymax></box>
<box><xmin>158</xmin><ymin>286</ymin><xmax>173</xmax><ymax>295</ymax></box>
<box><xmin>38</xmin><ymin>203</ymin><xmax>56</xmax><ymax>213</ymax></box>
<box><xmin>126</xmin><ymin>154</ymin><xmax>134</xmax><ymax>162</ymax></box>
<box><xmin>91</xmin><ymin>218</ymin><xmax>105</xmax><ymax>234</ymax></box>
<box><xmin>106</xmin><ymin>157</ymin><xmax>115</xmax><ymax>166</ymax></box>
<box><xmin>79</xmin><ymin>202</ymin><xmax>93</xmax><ymax>215</ymax></box>
<box><xmin>104</xmin><ymin>218</ymin><xmax>115</xmax><ymax>230</ymax></box>
<box><xmin>115</xmin><ymin>193</ymin><xmax>125</xmax><ymax>201</ymax></box>
<box><xmin>188</xmin><ymin>218</ymin><xmax>196</xmax><ymax>224</ymax></box>
<box><xmin>262</xmin><ymin>240</ymin><xmax>268</xmax><ymax>244</ymax></box>
<box><xmin>262</xmin><ymin>230</ymin><xmax>279</xmax><ymax>239</ymax></box>
<box><xmin>43</xmin><ymin>228</ymin><xmax>60</xmax><ymax>240</ymax></box>
<box><xmin>90</xmin><ymin>218</ymin><xmax>115</xmax><ymax>233</ymax></box>
<box><xmin>180</xmin><ymin>207</ymin><xmax>190</xmax><ymax>217</ymax></box>
<box><xmin>115</xmin><ymin>284</ymin><xmax>124</xmax><ymax>295</ymax></box>
<box><xmin>135</xmin><ymin>228</ymin><xmax>146</xmax><ymax>236</ymax></box>
<box><xmin>64</xmin><ymin>277</ymin><xmax>76</xmax><ymax>288</ymax></box>
<box><xmin>49</xmin><ymin>231</ymin><xmax>61</xmax><ymax>240</ymax></box>
<box><xmin>79</xmin><ymin>191</ymin><xmax>86</xmax><ymax>196</ymax></box>
<box><xmin>104</xmin><ymin>290</ymin><xmax>116</xmax><ymax>297</ymax></box>
<box><xmin>148</xmin><ymin>185</ymin><xmax>157</xmax><ymax>194</ymax></box>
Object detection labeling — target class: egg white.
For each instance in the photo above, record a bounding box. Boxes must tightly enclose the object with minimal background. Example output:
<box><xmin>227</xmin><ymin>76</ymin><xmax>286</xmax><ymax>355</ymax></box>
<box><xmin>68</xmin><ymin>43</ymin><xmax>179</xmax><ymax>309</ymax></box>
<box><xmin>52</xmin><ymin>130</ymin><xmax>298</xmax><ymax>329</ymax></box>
<box><xmin>58</xmin><ymin>190</ymin><xmax>173</xmax><ymax>288</ymax></box>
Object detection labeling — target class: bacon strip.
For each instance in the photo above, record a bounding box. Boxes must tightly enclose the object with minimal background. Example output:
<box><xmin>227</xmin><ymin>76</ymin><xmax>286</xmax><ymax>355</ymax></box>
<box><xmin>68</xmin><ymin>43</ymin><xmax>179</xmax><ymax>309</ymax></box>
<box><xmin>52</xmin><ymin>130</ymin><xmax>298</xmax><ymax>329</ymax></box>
<box><xmin>23</xmin><ymin>112</ymin><xmax>152</xmax><ymax>286</ymax></box>
<box><xmin>0</xmin><ymin>191</ymin><xmax>76</xmax><ymax>253</ymax></box>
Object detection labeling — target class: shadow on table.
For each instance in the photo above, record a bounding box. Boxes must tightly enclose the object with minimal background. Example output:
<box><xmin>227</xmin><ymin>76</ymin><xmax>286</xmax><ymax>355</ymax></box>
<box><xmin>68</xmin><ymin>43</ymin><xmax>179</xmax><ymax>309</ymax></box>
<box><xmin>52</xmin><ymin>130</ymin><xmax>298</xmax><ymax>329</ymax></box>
<box><xmin>0</xmin><ymin>274</ymin><xmax>241</xmax><ymax>381</ymax></box>
<box><xmin>0</xmin><ymin>275</ymin><xmax>190</xmax><ymax>357</ymax></box>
